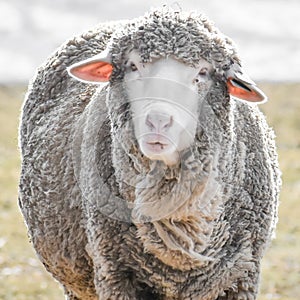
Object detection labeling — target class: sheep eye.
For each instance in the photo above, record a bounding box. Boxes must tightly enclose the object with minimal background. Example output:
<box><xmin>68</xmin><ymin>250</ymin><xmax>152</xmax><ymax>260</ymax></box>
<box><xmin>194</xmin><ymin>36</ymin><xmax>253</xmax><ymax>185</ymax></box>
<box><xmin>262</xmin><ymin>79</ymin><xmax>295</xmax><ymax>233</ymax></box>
<box><xmin>199</xmin><ymin>67</ymin><xmax>208</xmax><ymax>76</ymax></box>
<box><xmin>193</xmin><ymin>67</ymin><xmax>210</xmax><ymax>84</ymax></box>
<box><xmin>130</xmin><ymin>63</ymin><xmax>138</xmax><ymax>72</ymax></box>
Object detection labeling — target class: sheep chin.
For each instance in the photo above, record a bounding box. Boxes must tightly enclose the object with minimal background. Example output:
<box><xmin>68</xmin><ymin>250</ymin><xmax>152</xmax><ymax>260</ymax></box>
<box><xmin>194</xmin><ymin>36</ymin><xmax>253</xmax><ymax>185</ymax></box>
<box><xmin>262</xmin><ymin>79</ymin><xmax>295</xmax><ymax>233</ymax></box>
<box><xmin>139</xmin><ymin>142</ymin><xmax>179</xmax><ymax>166</ymax></box>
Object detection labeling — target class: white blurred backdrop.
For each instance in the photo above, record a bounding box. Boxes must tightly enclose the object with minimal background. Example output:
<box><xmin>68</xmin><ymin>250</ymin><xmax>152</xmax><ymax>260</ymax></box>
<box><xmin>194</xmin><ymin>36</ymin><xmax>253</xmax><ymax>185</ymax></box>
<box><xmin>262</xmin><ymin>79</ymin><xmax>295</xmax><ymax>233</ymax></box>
<box><xmin>1</xmin><ymin>0</ymin><xmax>299</xmax><ymax>83</ymax></box>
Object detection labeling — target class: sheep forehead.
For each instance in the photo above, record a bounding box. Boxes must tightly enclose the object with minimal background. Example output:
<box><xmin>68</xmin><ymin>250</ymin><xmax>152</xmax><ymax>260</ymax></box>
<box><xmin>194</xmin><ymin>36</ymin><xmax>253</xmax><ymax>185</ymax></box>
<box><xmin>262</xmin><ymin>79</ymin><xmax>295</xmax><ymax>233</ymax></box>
<box><xmin>126</xmin><ymin>50</ymin><xmax>212</xmax><ymax>80</ymax></box>
<box><xmin>110</xmin><ymin>8</ymin><xmax>239</xmax><ymax>73</ymax></box>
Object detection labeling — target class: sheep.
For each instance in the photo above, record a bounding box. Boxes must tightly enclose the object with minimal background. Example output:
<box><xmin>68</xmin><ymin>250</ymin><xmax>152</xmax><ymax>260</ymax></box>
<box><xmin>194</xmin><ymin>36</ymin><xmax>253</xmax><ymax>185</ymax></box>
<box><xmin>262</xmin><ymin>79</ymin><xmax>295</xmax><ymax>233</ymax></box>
<box><xmin>19</xmin><ymin>7</ymin><xmax>280</xmax><ymax>300</ymax></box>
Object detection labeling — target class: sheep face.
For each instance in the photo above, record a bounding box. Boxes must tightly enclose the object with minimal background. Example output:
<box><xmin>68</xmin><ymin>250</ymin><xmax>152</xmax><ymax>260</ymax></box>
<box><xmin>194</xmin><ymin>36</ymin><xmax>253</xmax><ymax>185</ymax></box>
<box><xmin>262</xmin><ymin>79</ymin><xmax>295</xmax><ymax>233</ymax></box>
<box><xmin>124</xmin><ymin>51</ymin><xmax>213</xmax><ymax>166</ymax></box>
<box><xmin>68</xmin><ymin>46</ymin><xmax>266</xmax><ymax>167</ymax></box>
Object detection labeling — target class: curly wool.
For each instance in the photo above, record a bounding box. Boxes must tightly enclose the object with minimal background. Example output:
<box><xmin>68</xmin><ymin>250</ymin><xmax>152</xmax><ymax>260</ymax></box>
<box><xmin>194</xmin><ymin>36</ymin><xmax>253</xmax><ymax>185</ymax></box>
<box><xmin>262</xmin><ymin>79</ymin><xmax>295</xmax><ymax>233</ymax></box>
<box><xmin>108</xmin><ymin>9</ymin><xmax>240</xmax><ymax>81</ymax></box>
<box><xmin>19</xmin><ymin>7</ymin><xmax>280</xmax><ymax>300</ymax></box>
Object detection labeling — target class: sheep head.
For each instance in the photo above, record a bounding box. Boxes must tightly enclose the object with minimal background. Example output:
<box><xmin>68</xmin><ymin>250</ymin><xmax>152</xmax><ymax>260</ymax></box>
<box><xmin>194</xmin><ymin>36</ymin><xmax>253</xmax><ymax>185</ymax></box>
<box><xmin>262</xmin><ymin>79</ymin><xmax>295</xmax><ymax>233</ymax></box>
<box><xmin>68</xmin><ymin>51</ymin><xmax>266</xmax><ymax>167</ymax></box>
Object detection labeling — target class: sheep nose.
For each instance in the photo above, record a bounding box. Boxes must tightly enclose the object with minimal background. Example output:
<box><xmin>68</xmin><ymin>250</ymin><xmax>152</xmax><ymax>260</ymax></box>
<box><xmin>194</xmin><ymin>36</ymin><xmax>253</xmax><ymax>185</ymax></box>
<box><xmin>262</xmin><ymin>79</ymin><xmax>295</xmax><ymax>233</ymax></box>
<box><xmin>145</xmin><ymin>112</ymin><xmax>173</xmax><ymax>132</ymax></box>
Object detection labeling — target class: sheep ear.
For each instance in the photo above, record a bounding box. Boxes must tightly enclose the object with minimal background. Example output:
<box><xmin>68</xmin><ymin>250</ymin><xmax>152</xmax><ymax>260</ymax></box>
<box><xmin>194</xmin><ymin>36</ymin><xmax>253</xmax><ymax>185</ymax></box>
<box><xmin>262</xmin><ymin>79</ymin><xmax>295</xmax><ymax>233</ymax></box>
<box><xmin>67</xmin><ymin>49</ymin><xmax>113</xmax><ymax>83</ymax></box>
<box><xmin>226</xmin><ymin>65</ymin><xmax>267</xmax><ymax>103</ymax></box>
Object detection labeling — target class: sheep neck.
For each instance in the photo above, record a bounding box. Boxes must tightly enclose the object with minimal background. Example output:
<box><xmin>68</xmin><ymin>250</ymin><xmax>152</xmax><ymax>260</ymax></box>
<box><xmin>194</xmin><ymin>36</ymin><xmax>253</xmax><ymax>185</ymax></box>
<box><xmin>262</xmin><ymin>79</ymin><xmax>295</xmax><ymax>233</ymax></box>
<box><xmin>111</xmin><ymin>126</ymin><xmax>227</xmax><ymax>270</ymax></box>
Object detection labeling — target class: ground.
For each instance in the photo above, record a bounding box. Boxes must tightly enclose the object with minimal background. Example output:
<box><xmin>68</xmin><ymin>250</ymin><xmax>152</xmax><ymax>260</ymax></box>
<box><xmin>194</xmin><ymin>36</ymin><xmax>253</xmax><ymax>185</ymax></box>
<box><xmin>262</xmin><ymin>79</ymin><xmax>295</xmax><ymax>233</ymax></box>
<box><xmin>0</xmin><ymin>83</ymin><xmax>299</xmax><ymax>299</ymax></box>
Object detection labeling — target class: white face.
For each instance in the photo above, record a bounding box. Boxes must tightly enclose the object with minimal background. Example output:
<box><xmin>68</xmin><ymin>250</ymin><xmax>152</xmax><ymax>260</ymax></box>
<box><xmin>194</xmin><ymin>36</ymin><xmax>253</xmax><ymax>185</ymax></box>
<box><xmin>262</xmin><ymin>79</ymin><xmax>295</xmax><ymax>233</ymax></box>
<box><xmin>124</xmin><ymin>51</ymin><xmax>213</xmax><ymax>166</ymax></box>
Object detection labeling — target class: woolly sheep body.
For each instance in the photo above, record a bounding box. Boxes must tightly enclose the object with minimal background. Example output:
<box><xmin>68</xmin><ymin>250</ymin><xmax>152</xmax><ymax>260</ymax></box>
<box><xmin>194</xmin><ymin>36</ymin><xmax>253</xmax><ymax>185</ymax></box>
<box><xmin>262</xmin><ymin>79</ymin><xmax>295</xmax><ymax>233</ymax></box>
<box><xmin>19</xmin><ymin>9</ymin><xmax>280</xmax><ymax>300</ymax></box>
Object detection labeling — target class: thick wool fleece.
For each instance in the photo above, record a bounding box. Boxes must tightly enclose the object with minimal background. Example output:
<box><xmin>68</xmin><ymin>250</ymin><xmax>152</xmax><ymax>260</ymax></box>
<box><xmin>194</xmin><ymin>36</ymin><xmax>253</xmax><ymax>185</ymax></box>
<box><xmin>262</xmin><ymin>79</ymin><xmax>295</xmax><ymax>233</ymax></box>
<box><xmin>19</xmin><ymin>8</ymin><xmax>280</xmax><ymax>300</ymax></box>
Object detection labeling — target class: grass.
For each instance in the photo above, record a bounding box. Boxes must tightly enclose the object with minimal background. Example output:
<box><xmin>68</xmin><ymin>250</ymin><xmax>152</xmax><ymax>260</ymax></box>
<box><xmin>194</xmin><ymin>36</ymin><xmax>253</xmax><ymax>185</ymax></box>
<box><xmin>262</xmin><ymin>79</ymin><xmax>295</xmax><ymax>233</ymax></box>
<box><xmin>0</xmin><ymin>83</ymin><xmax>299</xmax><ymax>299</ymax></box>
<box><xmin>259</xmin><ymin>83</ymin><xmax>300</xmax><ymax>300</ymax></box>
<box><xmin>0</xmin><ymin>86</ymin><xmax>64</xmax><ymax>299</ymax></box>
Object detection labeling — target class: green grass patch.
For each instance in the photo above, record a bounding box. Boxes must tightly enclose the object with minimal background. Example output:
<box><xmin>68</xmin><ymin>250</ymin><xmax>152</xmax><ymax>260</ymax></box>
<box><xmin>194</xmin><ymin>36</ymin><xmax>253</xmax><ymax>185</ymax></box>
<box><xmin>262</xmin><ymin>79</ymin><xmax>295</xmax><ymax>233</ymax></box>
<box><xmin>0</xmin><ymin>83</ymin><xmax>299</xmax><ymax>299</ymax></box>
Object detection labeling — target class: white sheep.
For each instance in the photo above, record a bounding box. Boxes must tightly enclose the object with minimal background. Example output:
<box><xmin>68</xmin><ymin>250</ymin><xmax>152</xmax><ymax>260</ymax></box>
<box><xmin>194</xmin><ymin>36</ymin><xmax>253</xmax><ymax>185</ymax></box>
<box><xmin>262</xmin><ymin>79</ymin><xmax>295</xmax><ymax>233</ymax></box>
<box><xmin>19</xmin><ymin>8</ymin><xmax>280</xmax><ymax>300</ymax></box>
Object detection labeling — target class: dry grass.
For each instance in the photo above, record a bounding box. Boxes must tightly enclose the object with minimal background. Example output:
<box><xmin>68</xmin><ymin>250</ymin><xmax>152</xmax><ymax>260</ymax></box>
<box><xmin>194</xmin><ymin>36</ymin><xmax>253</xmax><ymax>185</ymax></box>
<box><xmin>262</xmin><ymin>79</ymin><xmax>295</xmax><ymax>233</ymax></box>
<box><xmin>0</xmin><ymin>86</ymin><xmax>64</xmax><ymax>299</ymax></box>
<box><xmin>0</xmin><ymin>83</ymin><xmax>299</xmax><ymax>299</ymax></box>
<box><xmin>259</xmin><ymin>83</ymin><xmax>300</xmax><ymax>300</ymax></box>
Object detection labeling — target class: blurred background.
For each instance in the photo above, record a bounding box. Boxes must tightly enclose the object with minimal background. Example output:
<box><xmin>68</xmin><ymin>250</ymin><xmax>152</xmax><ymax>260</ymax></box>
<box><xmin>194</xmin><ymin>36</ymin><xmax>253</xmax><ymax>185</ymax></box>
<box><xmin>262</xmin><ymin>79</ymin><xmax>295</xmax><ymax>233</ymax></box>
<box><xmin>1</xmin><ymin>0</ymin><xmax>300</xmax><ymax>83</ymax></box>
<box><xmin>0</xmin><ymin>0</ymin><xmax>299</xmax><ymax>299</ymax></box>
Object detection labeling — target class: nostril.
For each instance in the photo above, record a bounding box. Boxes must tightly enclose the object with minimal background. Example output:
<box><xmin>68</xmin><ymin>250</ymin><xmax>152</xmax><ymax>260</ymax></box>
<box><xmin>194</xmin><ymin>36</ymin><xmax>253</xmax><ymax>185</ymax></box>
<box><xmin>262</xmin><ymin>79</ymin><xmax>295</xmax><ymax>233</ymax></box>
<box><xmin>145</xmin><ymin>113</ymin><xmax>173</xmax><ymax>131</ymax></box>
<box><xmin>163</xmin><ymin>116</ymin><xmax>173</xmax><ymax>129</ymax></box>
<box><xmin>146</xmin><ymin>114</ymin><xmax>155</xmax><ymax>130</ymax></box>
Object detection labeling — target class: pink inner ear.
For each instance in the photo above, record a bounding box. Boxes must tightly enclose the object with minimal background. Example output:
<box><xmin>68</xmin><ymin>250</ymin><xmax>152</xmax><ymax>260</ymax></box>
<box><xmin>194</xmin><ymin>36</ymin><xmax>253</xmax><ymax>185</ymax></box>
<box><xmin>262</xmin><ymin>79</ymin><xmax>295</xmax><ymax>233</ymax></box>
<box><xmin>227</xmin><ymin>78</ymin><xmax>265</xmax><ymax>102</ymax></box>
<box><xmin>71</xmin><ymin>61</ymin><xmax>113</xmax><ymax>82</ymax></box>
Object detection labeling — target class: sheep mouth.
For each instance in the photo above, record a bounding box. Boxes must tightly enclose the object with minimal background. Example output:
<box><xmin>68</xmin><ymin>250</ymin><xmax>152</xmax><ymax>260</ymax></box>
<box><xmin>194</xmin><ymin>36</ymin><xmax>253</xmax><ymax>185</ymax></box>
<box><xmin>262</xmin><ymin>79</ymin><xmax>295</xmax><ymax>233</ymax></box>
<box><xmin>146</xmin><ymin>141</ymin><xmax>169</xmax><ymax>152</ymax></box>
<box><xmin>139</xmin><ymin>137</ymin><xmax>179</xmax><ymax>165</ymax></box>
